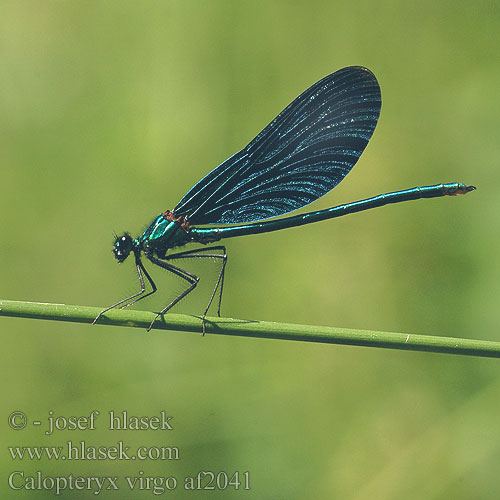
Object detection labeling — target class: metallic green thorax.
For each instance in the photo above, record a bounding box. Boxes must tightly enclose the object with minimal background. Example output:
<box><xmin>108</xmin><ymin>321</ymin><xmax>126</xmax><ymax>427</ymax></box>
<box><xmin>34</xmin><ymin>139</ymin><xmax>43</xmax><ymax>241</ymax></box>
<box><xmin>138</xmin><ymin>213</ymin><xmax>192</xmax><ymax>258</ymax></box>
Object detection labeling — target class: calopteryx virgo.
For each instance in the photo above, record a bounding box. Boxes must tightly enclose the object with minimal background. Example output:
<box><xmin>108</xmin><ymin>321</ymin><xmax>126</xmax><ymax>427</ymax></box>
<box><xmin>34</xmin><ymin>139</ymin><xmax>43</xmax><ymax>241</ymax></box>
<box><xmin>93</xmin><ymin>66</ymin><xmax>475</xmax><ymax>332</ymax></box>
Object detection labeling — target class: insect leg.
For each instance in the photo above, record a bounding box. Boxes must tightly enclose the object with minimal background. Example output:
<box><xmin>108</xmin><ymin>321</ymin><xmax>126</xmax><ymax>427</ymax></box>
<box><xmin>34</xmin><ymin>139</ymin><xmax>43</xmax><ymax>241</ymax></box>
<box><xmin>119</xmin><ymin>259</ymin><xmax>157</xmax><ymax>309</ymax></box>
<box><xmin>146</xmin><ymin>255</ymin><xmax>201</xmax><ymax>332</ymax></box>
<box><xmin>164</xmin><ymin>246</ymin><xmax>227</xmax><ymax>327</ymax></box>
<box><xmin>93</xmin><ymin>254</ymin><xmax>156</xmax><ymax>324</ymax></box>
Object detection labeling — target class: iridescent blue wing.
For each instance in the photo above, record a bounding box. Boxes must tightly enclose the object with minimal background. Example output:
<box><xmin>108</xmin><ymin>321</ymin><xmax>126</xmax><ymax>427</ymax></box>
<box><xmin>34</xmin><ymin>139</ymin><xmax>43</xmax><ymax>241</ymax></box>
<box><xmin>174</xmin><ymin>66</ymin><xmax>381</xmax><ymax>225</ymax></box>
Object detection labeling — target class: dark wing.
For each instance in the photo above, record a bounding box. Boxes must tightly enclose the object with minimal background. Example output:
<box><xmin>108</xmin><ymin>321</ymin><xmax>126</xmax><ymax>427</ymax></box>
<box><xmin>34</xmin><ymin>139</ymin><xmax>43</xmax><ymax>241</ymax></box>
<box><xmin>174</xmin><ymin>66</ymin><xmax>381</xmax><ymax>225</ymax></box>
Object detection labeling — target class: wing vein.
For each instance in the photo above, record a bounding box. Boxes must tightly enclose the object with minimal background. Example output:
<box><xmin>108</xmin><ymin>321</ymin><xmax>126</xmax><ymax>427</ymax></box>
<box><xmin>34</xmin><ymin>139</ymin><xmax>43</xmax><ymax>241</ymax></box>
<box><xmin>174</xmin><ymin>66</ymin><xmax>381</xmax><ymax>225</ymax></box>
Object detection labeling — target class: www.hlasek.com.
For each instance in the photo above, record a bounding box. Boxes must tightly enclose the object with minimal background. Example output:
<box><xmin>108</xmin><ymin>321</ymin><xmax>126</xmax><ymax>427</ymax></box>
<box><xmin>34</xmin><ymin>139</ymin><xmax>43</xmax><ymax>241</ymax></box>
<box><xmin>9</xmin><ymin>440</ymin><xmax>179</xmax><ymax>461</ymax></box>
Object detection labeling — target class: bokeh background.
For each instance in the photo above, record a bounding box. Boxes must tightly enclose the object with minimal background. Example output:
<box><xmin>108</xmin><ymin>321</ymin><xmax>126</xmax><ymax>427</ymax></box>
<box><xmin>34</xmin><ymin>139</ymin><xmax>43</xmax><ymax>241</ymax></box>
<box><xmin>1</xmin><ymin>1</ymin><xmax>499</xmax><ymax>498</ymax></box>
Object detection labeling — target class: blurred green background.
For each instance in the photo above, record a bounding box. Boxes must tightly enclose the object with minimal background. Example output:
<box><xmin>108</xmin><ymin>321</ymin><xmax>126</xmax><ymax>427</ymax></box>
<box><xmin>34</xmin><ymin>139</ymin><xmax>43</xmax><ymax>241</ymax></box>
<box><xmin>1</xmin><ymin>1</ymin><xmax>499</xmax><ymax>498</ymax></box>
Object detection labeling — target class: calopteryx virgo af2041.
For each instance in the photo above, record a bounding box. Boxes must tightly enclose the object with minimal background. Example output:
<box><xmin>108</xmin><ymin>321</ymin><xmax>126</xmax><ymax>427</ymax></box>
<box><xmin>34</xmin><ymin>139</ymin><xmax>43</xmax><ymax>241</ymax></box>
<box><xmin>94</xmin><ymin>66</ymin><xmax>475</xmax><ymax>332</ymax></box>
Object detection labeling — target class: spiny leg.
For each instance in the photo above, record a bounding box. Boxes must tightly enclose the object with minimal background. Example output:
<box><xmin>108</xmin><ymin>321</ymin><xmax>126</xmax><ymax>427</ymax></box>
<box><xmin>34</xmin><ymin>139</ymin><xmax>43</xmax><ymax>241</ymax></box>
<box><xmin>93</xmin><ymin>255</ymin><xmax>156</xmax><ymax>325</ymax></box>
<box><xmin>146</xmin><ymin>255</ymin><xmax>200</xmax><ymax>332</ymax></box>
<box><xmin>164</xmin><ymin>246</ymin><xmax>227</xmax><ymax>331</ymax></box>
<box><xmin>119</xmin><ymin>259</ymin><xmax>157</xmax><ymax>309</ymax></box>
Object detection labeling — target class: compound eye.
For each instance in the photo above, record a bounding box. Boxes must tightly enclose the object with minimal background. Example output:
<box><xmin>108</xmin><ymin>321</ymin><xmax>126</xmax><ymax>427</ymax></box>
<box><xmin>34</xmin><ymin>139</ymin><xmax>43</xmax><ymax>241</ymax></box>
<box><xmin>113</xmin><ymin>233</ymin><xmax>133</xmax><ymax>262</ymax></box>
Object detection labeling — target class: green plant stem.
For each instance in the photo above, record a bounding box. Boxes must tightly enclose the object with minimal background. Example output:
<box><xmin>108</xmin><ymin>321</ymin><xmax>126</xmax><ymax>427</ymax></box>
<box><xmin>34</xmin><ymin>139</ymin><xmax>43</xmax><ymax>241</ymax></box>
<box><xmin>0</xmin><ymin>299</ymin><xmax>498</xmax><ymax>358</ymax></box>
